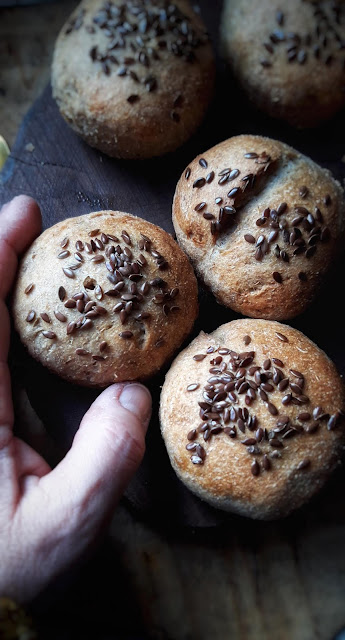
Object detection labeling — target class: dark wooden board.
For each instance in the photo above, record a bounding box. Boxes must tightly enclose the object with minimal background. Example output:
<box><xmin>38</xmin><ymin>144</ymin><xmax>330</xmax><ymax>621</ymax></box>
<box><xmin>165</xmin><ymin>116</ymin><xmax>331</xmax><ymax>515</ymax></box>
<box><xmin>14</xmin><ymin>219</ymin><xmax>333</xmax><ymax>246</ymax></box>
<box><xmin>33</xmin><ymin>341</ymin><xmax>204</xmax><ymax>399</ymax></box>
<box><xmin>2</xmin><ymin>0</ymin><xmax>345</xmax><ymax>532</ymax></box>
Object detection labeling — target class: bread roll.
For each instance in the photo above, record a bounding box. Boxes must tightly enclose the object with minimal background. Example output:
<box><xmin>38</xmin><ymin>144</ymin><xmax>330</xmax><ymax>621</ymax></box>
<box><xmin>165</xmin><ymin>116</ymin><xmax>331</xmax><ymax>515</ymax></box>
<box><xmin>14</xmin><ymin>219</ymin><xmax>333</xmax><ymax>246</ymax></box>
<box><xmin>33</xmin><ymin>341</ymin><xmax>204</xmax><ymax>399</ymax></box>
<box><xmin>172</xmin><ymin>134</ymin><xmax>345</xmax><ymax>320</ymax></box>
<box><xmin>220</xmin><ymin>0</ymin><xmax>345</xmax><ymax>128</ymax></box>
<box><xmin>52</xmin><ymin>0</ymin><xmax>215</xmax><ymax>159</ymax></box>
<box><xmin>12</xmin><ymin>210</ymin><xmax>198</xmax><ymax>387</ymax></box>
<box><xmin>160</xmin><ymin>319</ymin><xmax>345</xmax><ymax>519</ymax></box>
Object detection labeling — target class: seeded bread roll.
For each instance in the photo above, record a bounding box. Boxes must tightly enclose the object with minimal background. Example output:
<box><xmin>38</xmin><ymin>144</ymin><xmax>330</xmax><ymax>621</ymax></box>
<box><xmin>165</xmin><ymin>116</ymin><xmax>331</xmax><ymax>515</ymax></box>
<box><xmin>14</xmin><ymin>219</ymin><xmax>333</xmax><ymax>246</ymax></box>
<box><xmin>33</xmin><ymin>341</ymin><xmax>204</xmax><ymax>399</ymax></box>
<box><xmin>160</xmin><ymin>319</ymin><xmax>345</xmax><ymax>519</ymax></box>
<box><xmin>172</xmin><ymin>134</ymin><xmax>345</xmax><ymax>320</ymax></box>
<box><xmin>220</xmin><ymin>0</ymin><xmax>345</xmax><ymax>128</ymax></box>
<box><xmin>12</xmin><ymin>210</ymin><xmax>198</xmax><ymax>387</ymax></box>
<box><xmin>51</xmin><ymin>0</ymin><xmax>215</xmax><ymax>159</ymax></box>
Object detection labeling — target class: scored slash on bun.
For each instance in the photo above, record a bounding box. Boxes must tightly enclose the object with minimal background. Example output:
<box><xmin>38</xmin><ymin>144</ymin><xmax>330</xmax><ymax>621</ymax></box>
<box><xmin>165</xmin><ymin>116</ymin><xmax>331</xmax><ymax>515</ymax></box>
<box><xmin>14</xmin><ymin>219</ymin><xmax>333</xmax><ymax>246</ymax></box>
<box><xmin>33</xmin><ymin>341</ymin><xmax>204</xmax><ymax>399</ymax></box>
<box><xmin>51</xmin><ymin>0</ymin><xmax>215</xmax><ymax>159</ymax></box>
<box><xmin>172</xmin><ymin>134</ymin><xmax>345</xmax><ymax>320</ymax></box>
<box><xmin>12</xmin><ymin>210</ymin><xmax>198</xmax><ymax>387</ymax></box>
<box><xmin>160</xmin><ymin>319</ymin><xmax>345</xmax><ymax>520</ymax></box>
<box><xmin>220</xmin><ymin>0</ymin><xmax>345</xmax><ymax>128</ymax></box>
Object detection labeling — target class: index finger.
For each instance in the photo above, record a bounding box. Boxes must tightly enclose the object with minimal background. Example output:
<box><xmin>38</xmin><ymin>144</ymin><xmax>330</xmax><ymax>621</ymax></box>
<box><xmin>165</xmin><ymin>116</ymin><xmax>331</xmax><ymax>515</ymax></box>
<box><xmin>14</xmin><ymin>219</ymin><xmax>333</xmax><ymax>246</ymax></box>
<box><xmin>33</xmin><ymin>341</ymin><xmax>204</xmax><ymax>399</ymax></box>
<box><xmin>0</xmin><ymin>195</ymin><xmax>41</xmax><ymax>435</ymax></box>
<box><xmin>0</xmin><ymin>195</ymin><xmax>42</xmax><ymax>302</ymax></box>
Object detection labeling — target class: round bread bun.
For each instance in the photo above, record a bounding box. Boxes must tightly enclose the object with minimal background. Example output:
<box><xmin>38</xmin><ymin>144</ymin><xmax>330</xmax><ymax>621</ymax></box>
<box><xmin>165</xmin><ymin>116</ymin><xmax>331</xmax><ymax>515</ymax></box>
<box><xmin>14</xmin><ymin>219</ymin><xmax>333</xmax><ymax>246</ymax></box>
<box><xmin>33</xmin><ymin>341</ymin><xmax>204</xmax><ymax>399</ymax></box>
<box><xmin>172</xmin><ymin>134</ymin><xmax>345</xmax><ymax>321</ymax></box>
<box><xmin>160</xmin><ymin>319</ymin><xmax>345</xmax><ymax>520</ymax></box>
<box><xmin>220</xmin><ymin>0</ymin><xmax>345</xmax><ymax>128</ymax></box>
<box><xmin>51</xmin><ymin>0</ymin><xmax>215</xmax><ymax>159</ymax></box>
<box><xmin>12</xmin><ymin>210</ymin><xmax>198</xmax><ymax>387</ymax></box>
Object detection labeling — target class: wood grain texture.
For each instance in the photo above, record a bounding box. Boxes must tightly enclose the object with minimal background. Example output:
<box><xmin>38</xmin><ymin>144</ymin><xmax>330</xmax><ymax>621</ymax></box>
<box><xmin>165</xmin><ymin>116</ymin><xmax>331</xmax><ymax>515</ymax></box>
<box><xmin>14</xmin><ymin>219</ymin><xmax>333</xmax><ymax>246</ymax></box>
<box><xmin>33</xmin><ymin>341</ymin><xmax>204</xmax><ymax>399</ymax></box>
<box><xmin>1</xmin><ymin>1</ymin><xmax>345</xmax><ymax>638</ymax></box>
<box><xmin>0</xmin><ymin>0</ymin><xmax>78</xmax><ymax>146</ymax></box>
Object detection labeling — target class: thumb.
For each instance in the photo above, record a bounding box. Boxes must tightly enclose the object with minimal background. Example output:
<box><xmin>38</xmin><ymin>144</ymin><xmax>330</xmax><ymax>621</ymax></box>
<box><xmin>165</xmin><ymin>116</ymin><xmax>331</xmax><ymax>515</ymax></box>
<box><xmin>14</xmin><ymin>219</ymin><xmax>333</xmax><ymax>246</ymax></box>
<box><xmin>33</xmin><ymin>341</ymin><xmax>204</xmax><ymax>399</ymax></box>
<box><xmin>39</xmin><ymin>382</ymin><xmax>151</xmax><ymax>525</ymax></box>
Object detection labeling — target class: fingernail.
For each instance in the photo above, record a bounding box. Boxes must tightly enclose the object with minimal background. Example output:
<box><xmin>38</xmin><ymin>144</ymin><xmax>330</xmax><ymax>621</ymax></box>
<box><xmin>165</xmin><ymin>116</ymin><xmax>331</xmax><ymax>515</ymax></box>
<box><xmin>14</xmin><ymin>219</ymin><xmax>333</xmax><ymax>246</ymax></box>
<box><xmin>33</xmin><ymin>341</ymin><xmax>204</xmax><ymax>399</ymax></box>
<box><xmin>119</xmin><ymin>383</ymin><xmax>152</xmax><ymax>429</ymax></box>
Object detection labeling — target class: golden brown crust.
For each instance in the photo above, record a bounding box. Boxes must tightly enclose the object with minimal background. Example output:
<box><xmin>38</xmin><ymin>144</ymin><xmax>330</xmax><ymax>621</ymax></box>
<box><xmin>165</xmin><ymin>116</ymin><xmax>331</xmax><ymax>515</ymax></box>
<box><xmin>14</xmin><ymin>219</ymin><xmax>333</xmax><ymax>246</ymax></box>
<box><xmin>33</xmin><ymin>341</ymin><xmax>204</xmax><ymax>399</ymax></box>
<box><xmin>160</xmin><ymin>319</ymin><xmax>345</xmax><ymax>520</ymax></box>
<box><xmin>51</xmin><ymin>0</ymin><xmax>215</xmax><ymax>159</ymax></box>
<box><xmin>220</xmin><ymin>0</ymin><xmax>345</xmax><ymax>128</ymax></box>
<box><xmin>12</xmin><ymin>210</ymin><xmax>198</xmax><ymax>387</ymax></box>
<box><xmin>172</xmin><ymin>134</ymin><xmax>345</xmax><ymax>320</ymax></box>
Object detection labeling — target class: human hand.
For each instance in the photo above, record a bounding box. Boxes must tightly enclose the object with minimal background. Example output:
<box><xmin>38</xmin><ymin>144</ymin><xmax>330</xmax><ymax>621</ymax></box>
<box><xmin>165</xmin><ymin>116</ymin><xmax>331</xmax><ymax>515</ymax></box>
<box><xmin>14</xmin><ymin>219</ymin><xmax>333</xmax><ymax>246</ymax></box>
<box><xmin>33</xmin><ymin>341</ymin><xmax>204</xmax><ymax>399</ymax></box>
<box><xmin>0</xmin><ymin>196</ymin><xmax>152</xmax><ymax>603</ymax></box>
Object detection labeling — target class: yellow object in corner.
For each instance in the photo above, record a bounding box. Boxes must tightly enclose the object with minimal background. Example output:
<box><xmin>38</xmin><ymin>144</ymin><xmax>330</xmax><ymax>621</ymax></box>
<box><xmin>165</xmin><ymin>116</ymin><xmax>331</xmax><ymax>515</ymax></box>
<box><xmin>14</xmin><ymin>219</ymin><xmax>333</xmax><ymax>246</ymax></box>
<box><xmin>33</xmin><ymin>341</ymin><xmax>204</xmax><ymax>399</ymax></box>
<box><xmin>0</xmin><ymin>135</ymin><xmax>10</xmax><ymax>170</ymax></box>
<box><xmin>0</xmin><ymin>597</ymin><xmax>36</xmax><ymax>639</ymax></box>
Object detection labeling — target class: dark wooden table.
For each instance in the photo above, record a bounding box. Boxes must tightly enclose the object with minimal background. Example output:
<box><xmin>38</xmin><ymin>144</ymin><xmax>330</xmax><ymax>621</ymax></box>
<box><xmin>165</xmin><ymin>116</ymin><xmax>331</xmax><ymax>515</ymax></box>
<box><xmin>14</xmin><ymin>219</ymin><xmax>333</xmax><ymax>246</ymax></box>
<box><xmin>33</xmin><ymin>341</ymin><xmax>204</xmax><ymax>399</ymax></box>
<box><xmin>2</xmin><ymin>2</ymin><xmax>345</xmax><ymax>639</ymax></box>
